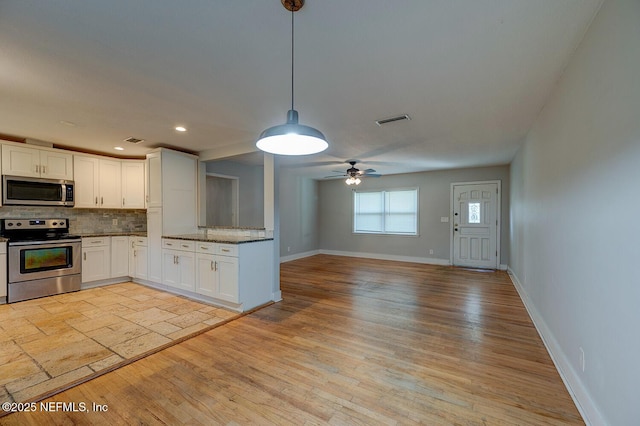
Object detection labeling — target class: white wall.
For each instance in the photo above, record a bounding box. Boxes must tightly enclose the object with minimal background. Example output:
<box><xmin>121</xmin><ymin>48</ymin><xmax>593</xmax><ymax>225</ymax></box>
<box><xmin>318</xmin><ymin>165</ymin><xmax>510</xmax><ymax>265</ymax></box>
<box><xmin>509</xmin><ymin>0</ymin><xmax>640</xmax><ymax>424</ymax></box>
<box><xmin>279</xmin><ymin>170</ymin><xmax>320</xmax><ymax>259</ymax></box>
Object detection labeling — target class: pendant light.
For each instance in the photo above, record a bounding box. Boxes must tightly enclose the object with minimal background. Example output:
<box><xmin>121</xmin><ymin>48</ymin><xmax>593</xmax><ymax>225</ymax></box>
<box><xmin>256</xmin><ymin>0</ymin><xmax>328</xmax><ymax>156</ymax></box>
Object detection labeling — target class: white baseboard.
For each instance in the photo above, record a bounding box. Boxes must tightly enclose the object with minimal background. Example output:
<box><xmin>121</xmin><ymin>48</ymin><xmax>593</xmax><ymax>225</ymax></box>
<box><xmin>272</xmin><ymin>290</ymin><xmax>282</xmax><ymax>302</ymax></box>
<box><xmin>319</xmin><ymin>249</ymin><xmax>451</xmax><ymax>266</ymax></box>
<box><xmin>507</xmin><ymin>268</ymin><xmax>606</xmax><ymax>426</ymax></box>
<box><xmin>280</xmin><ymin>249</ymin><xmax>321</xmax><ymax>263</ymax></box>
<box><xmin>499</xmin><ymin>263</ymin><xmax>508</xmax><ymax>271</ymax></box>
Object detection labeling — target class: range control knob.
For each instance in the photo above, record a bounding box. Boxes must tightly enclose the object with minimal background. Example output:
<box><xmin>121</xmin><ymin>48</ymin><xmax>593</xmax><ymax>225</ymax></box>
<box><xmin>16</xmin><ymin>222</ymin><xmax>22</xmax><ymax>226</ymax></box>
<box><xmin>6</xmin><ymin>222</ymin><xmax>13</xmax><ymax>227</ymax></box>
<box><xmin>52</xmin><ymin>222</ymin><xmax>58</xmax><ymax>226</ymax></box>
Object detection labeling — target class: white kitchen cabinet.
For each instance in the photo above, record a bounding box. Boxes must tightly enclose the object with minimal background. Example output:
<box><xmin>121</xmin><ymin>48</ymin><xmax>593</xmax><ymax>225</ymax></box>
<box><xmin>162</xmin><ymin>239</ymin><xmax>195</xmax><ymax>291</ymax></box>
<box><xmin>73</xmin><ymin>155</ymin><xmax>122</xmax><ymax>208</ymax></box>
<box><xmin>97</xmin><ymin>158</ymin><xmax>122</xmax><ymax>208</ymax></box>
<box><xmin>82</xmin><ymin>237</ymin><xmax>111</xmax><ymax>283</ymax></box>
<box><xmin>146</xmin><ymin>151</ymin><xmax>162</xmax><ymax>208</ymax></box>
<box><xmin>110</xmin><ymin>236</ymin><xmax>129</xmax><ymax>278</ymax></box>
<box><xmin>215</xmin><ymin>253</ymin><xmax>239</xmax><ymax>303</ymax></box>
<box><xmin>0</xmin><ymin>243</ymin><xmax>6</xmax><ymax>300</ymax></box>
<box><xmin>195</xmin><ymin>242</ymin><xmax>216</xmax><ymax>297</ymax></box>
<box><xmin>129</xmin><ymin>236</ymin><xmax>148</xmax><ymax>280</ymax></box>
<box><xmin>121</xmin><ymin>160</ymin><xmax>145</xmax><ymax>209</ymax></box>
<box><xmin>2</xmin><ymin>144</ymin><xmax>73</xmax><ymax>180</ymax></box>
<box><xmin>146</xmin><ymin>148</ymin><xmax>198</xmax><ymax>286</ymax></box>
<box><xmin>147</xmin><ymin>207</ymin><xmax>162</xmax><ymax>283</ymax></box>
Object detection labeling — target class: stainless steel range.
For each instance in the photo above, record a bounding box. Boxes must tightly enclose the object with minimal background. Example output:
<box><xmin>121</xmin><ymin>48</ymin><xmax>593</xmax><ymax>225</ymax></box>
<box><xmin>1</xmin><ymin>218</ymin><xmax>81</xmax><ymax>303</ymax></box>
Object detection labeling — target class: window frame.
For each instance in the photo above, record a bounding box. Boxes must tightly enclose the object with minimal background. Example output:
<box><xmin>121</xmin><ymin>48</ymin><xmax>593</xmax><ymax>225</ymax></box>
<box><xmin>352</xmin><ymin>187</ymin><xmax>419</xmax><ymax>236</ymax></box>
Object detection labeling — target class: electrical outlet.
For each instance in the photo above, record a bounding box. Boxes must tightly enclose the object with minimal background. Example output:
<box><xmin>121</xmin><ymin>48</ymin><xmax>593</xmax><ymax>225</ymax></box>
<box><xmin>112</xmin><ymin>219</ymin><xmax>118</xmax><ymax>226</ymax></box>
<box><xmin>287</xmin><ymin>246</ymin><xmax>291</xmax><ymax>252</ymax></box>
<box><xmin>429</xmin><ymin>249</ymin><xmax>434</xmax><ymax>255</ymax></box>
<box><xmin>579</xmin><ymin>347</ymin><xmax>585</xmax><ymax>372</ymax></box>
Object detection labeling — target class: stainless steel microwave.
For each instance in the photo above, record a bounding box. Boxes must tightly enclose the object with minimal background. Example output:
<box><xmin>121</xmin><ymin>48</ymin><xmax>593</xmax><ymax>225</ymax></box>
<box><xmin>2</xmin><ymin>176</ymin><xmax>75</xmax><ymax>207</ymax></box>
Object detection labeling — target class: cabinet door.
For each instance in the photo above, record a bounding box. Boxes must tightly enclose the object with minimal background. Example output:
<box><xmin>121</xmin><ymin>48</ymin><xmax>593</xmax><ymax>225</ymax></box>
<box><xmin>40</xmin><ymin>151</ymin><xmax>73</xmax><ymax>180</ymax></box>
<box><xmin>146</xmin><ymin>152</ymin><xmax>162</xmax><ymax>208</ymax></box>
<box><xmin>82</xmin><ymin>246</ymin><xmax>111</xmax><ymax>283</ymax></box>
<box><xmin>196</xmin><ymin>253</ymin><xmax>216</xmax><ymax>297</ymax></box>
<box><xmin>98</xmin><ymin>159</ymin><xmax>122</xmax><ymax>208</ymax></box>
<box><xmin>147</xmin><ymin>208</ymin><xmax>163</xmax><ymax>283</ymax></box>
<box><xmin>0</xmin><ymin>252</ymin><xmax>6</xmax><ymax>299</ymax></box>
<box><xmin>176</xmin><ymin>251</ymin><xmax>196</xmax><ymax>291</ymax></box>
<box><xmin>1</xmin><ymin>145</ymin><xmax>40</xmax><ymax>177</ymax></box>
<box><xmin>73</xmin><ymin>156</ymin><xmax>99</xmax><ymax>208</ymax></box>
<box><xmin>129</xmin><ymin>238</ymin><xmax>136</xmax><ymax>277</ymax></box>
<box><xmin>162</xmin><ymin>249</ymin><xmax>180</xmax><ymax>288</ymax></box>
<box><xmin>110</xmin><ymin>236</ymin><xmax>129</xmax><ymax>278</ymax></box>
<box><xmin>215</xmin><ymin>255</ymin><xmax>239</xmax><ymax>303</ymax></box>
<box><xmin>135</xmin><ymin>245</ymin><xmax>148</xmax><ymax>280</ymax></box>
<box><xmin>122</xmin><ymin>161</ymin><xmax>145</xmax><ymax>209</ymax></box>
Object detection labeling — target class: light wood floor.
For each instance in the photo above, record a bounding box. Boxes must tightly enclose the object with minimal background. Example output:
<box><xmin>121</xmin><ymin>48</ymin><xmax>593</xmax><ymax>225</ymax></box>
<box><xmin>2</xmin><ymin>255</ymin><xmax>583</xmax><ymax>425</ymax></box>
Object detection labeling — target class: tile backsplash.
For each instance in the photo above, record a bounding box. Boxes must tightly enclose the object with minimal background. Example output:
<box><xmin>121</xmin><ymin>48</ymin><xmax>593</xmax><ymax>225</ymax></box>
<box><xmin>0</xmin><ymin>207</ymin><xmax>146</xmax><ymax>234</ymax></box>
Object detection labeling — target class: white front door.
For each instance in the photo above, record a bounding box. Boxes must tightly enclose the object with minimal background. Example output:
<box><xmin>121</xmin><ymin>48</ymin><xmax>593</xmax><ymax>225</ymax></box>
<box><xmin>452</xmin><ymin>182</ymin><xmax>500</xmax><ymax>269</ymax></box>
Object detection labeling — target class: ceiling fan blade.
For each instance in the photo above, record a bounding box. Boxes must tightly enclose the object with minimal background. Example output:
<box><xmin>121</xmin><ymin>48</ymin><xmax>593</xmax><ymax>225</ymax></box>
<box><xmin>324</xmin><ymin>174</ymin><xmax>347</xmax><ymax>179</ymax></box>
<box><xmin>362</xmin><ymin>173</ymin><xmax>381</xmax><ymax>177</ymax></box>
<box><xmin>360</xmin><ymin>168</ymin><xmax>376</xmax><ymax>173</ymax></box>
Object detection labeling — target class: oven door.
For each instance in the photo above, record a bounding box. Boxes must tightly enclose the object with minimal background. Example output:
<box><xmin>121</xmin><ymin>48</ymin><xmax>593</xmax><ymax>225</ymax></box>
<box><xmin>8</xmin><ymin>239</ymin><xmax>82</xmax><ymax>283</ymax></box>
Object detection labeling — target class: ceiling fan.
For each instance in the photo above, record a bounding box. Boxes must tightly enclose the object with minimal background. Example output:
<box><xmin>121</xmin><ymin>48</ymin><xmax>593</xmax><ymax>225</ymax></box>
<box><xmin>325</xmin><ymin>161</ymin><xmax>381</xmax><ymax>185</ymax></box>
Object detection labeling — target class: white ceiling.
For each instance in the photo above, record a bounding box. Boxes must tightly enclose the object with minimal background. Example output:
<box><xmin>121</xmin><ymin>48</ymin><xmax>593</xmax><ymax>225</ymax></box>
<box><xmin>0</xmin><ymin>0</ymin><xmax>603</xmax><ymax>178</ymax></box>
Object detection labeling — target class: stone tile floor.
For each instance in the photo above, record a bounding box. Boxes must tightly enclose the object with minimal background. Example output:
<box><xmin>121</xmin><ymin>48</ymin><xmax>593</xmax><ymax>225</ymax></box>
<box><xmin>0</xmin><ymin>283</ymin><xmax>238</xmax><ymax>404</ymax></box>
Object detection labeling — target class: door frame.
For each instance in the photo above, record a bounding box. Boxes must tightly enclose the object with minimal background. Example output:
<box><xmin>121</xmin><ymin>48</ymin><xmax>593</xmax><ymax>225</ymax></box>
<box><xmin>205</xmin><ymin>172</ymin><xmax>240</xmax><ymax>227</ymax></box>
<box><xmin>449</xmin><ymin>180</ymin><xmax>501</xmax><ymax>269</ymax></box>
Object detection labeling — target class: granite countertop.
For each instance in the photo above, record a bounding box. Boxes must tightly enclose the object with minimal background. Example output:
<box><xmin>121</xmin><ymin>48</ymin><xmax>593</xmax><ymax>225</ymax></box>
<box><xmin>78</xmin><ymin>232</ymin><xmax>147</xmax><ymax>238</ymax></box>
<box><xmin>164</xmin><ymin>234</ymin><xmax>273</xmax><ymax>245</ymax></box>
<box><xmin>0</xmin><ymin>237</ymin><xmax>8</xmax><ymax>243</ymax></box>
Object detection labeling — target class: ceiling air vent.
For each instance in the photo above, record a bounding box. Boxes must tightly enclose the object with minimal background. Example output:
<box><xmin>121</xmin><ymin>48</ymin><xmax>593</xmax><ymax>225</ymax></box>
<box><xmin>375</xmin><ymin>114</ymin><xmax>411</xmax><ymax>126</ymax></box>
<box><xmin>124</xmin><ymin>137</ymin><xmax>145</xmax><ymax>144</ymax></box>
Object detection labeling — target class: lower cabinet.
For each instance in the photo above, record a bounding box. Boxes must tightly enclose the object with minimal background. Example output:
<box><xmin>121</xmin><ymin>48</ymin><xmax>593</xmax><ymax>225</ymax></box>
<box><xmin>195</xmin><ymin>242</ymin><xmax>239</xmax><ymax>302</ymax></box>
<box><xmin>82</xmin><ymin>237</ymin><xmax>111</xmax><ymax>283</ymax></box>
<box><xmin>0</xmin><ymin>243</ymin><xmax>6</xmax><ymax>300</ymax></box>
<box><xmin>129</xmin><ymin>236</ymin><xmax>148</xmax><ymax>280</ymax></box>
<box><xmin>162</xmin><ymin>239</ymin><xmax>195</xmax><ymax>291</ymax></box>
<box><xmin>110</xmin><ymin>236</ymin><xmax>129</xmax><ymax>278</ymax></box>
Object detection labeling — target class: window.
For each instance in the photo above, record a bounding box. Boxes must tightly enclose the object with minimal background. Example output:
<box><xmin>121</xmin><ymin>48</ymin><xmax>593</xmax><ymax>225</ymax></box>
<box><xmin>468</xmin><ymin>202</ymin><xmax>481</xmax><ymax>224</ymax></box>
<box><xmin>353</xmin><ymin>189</ymin><xmax>418</xmax><ymax>235</ymax></box>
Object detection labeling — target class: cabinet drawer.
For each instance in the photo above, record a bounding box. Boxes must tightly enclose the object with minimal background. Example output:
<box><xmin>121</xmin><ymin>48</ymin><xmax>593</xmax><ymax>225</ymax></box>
<box><xmin>196</xmin><ymin>242</ymin><xmax>216</xmax><ymax>254</ymax></box>
<box><xmin>215</xmin><ymin>244</ymin><xmax>238</xmax><ymax>257</ymax></box>
<box><xmin>163</xmin><ymin>239</ymin><xmax>195</xmax><ymax>251</ymax></box>
<box><xmin>131</xmin><ymin>237</ymin><xmax>147</xmax><ymax>246</ymax></box>
<box><xmin>82</xmin><ymin>237</ymin><xmax>110</xmax><ymax>247</ymax></box>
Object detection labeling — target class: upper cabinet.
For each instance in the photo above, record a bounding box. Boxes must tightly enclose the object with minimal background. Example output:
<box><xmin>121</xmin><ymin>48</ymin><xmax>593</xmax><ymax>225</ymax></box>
<box><xmin>73</xmin><ymin>154</ymin><xmax>145</xmax><ymax>209</ymax></box>
<box><xmin>2</xmin><ymin>144</ymin><xmax>73</xmax><ymax>180</ymax></box>
<box><xmin>121</xmin><ymin>160</ymin><xmax>146</xmax><ymax>209</ymax></box>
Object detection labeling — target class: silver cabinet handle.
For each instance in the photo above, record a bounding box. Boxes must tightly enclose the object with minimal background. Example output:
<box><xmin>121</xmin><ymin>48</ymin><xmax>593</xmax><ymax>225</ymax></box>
<box><xmin>35</xmin><ymin>165</ymin><xmax>40</xmax><ymax>174</ymax></box>
<box><xmin>132</xmin><ymin>241</ymin><xmax>135</xmax><ymax>248</ymax></box>
<box><xmin>181</xmin><ymin>244</ymin><xmax>189</xmax><ymax>248</ymax></box>
<box><xmin>210</xmin><ymin>260</ymin><xmax>214</xmax><ymax>270</ymax></box>
<box><xmin>214</xmin><ymin>261</ymin><xmax>218</xmax><ymax>271</ymax></box>
<box><xmin>101</xmin><ymin>197</ymin><xmax>104</xmax><ymax>205</ymax></box>
<box><xmin>176</xmin><ymin>255</ymin><xmax>179</xmax><ymax>265</ymax></box>
<box><xmin>83</xmin><ymin>252</ymin><xmax>86</xmax><ymax>261</ymax></box>
<box><xmin>166</xmin><ymin>242</ymin><xmax>173</xmax><ymax>246</ymax></box>
<box><xmin>200</xmin><ymin>246</ymin><xmax>208</xmax><ymax>250</ymax></box>
<box><xmin>42</xmin><ymin>165</ymin><xmax>46</xmax><ymax>174</ymax></box>
<box><xmin>123</xmin><ymin>197</ymin><xmax>125</xmax><ymax>206</ymax></box>
<box><xmin>95</xmin><ymin>197</ymin><xmax>98</xmax><ymax>206</ymax></box>
<box><xmin>134</xmin><ymin>249</ymin><xmax>137</xmax><ymax>257</ymax></box>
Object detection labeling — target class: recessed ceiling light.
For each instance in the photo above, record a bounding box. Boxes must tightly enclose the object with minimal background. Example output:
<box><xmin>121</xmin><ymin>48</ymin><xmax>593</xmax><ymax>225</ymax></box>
<box><xmin>114</xmin><ymin>146</ymin><xmax>124</xmax><ymax>151</ymax></box>
<box><xmin>175</xmin><ymin>126</ymin><xmax>187</xmax><ymax>132</ymax></box>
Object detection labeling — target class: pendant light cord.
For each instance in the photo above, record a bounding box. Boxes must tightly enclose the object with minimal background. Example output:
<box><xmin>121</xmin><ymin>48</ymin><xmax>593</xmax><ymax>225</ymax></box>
<box><xmin>290</xmin><ymin>1</ymin><xmax>295</xmax><ymax>111</ymax></box>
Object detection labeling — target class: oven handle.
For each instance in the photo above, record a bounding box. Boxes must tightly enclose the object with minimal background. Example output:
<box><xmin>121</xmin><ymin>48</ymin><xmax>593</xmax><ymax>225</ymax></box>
<box><xmin>9</xmin><ymin>239</ymin><xmax>82</xmax><ymax>247</ymax></box>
